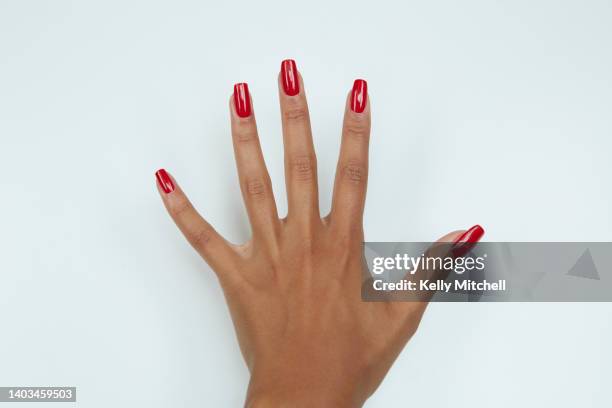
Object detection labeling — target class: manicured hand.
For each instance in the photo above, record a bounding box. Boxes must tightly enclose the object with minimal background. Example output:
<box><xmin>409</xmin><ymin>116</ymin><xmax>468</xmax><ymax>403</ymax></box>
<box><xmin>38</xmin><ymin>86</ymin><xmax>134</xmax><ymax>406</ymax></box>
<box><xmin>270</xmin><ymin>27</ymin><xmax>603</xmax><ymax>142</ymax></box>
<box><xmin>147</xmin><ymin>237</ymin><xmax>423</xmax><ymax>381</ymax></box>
<box><xmin>155</xmin><ymin>59</ymin><xmax>484</xmax><ymax>407</ymax></box>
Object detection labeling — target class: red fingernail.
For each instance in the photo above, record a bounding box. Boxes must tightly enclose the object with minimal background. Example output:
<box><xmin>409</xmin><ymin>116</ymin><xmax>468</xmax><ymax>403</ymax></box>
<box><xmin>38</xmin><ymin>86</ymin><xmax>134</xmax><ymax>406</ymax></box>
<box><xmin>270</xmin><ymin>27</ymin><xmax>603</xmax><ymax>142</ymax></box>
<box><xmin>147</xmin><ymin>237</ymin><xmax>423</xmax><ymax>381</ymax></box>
<box><xmin>280</xmin><ymin>59</ymin><xmax>300</xmax><ymax>96</ymax></box>
<box><xmin>451</xmin><ymin>225</ymin><xmax>485</xmax><ymax>257</ymax></box>
<box><xmin>155</xmin><ymin>168</ymin><xmax>175</xmax><ymax>194</ymax></box>
<box><xmin>233</xmin><ymin>83</ymin><xmax>251</xmax><ymax>118</ymax></box>
<box><xmin>350</xmin><ymin>79</ymin><xmax>367</xmax><ymax>113</ymax></box>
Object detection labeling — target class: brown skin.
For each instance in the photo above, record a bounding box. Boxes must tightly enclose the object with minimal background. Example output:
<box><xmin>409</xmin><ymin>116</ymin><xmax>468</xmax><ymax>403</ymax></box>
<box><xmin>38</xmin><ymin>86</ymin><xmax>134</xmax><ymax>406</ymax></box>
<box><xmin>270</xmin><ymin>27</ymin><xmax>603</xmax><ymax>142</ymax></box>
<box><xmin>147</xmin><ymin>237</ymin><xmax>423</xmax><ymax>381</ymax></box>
<box><xmin>156</xmin><ymin>73</ymin><xmax>466</xmax><ymax>407</ymax></box>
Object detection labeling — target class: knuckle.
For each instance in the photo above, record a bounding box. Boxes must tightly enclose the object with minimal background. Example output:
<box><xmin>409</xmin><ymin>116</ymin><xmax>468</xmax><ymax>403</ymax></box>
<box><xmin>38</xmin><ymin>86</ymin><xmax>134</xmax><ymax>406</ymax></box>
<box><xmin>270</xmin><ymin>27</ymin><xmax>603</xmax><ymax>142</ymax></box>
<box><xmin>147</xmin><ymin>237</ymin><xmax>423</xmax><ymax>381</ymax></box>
<box><xmin>234</xmin><ymin>127</ymin><xmax>258</xmax><ymax>143</ymax></box>
<box><xmin>283</xmin><ymin>107</ymin><xmax>309</xmax><ymax>123</ymax></box>
<box><xmin>245</xmin><ymin>178</ymin><xmax>267</xmax><ymax>201</ymax></box>
<box><xmin>342</xmin><ymin>160</ymin><xmax>367</xmax><ymax>185</ymax></box>
<box><xmin>188</xmin><ymin>228</ymin><xmax>212</xmax><ymax>249</ymax></box>
<box><xmin>169</xmin><ymin>198</ymin><xmax>193</xmax><ymax>217</ymax></box>
<box><xmin>344</xmin><ymin>118</ymin><xmax>370</xmax><ymax>141</ymax></box>
<box><xmin>301</xmin><ymin>238</ymin><xmax>316</xmax><ymax>257</ymax></box>
<box><xmin>289</xmin><ymin>154</ymin><xmax>316</xmax><ymax>182</ymax></box>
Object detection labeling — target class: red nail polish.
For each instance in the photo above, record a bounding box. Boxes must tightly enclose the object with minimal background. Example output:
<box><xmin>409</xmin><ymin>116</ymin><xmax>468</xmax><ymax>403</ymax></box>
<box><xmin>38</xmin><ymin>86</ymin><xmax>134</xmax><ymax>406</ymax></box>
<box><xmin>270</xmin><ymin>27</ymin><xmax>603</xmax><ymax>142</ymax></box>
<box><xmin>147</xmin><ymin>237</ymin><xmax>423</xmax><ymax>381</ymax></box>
<box><xmin>451</xmin><ymin>225</ymin><xmax>485</xmax><ymax>257</ymax></box>
<box><xmin>350</xmin><ymin>79</ymin><xmax>367</xmax><ymax>113</ymax></box>
<box><xmin>233</xmin><ymin>83</ymin><xmax>251</xmax><ymax>118</ymax></box>
<box><xmin>280</xmin><ymin>59</ymin><xmax>300</xmax><ymax>96</ymax></box>
<box><xmin>156</xmin><ymin>169</ymin><xmax>175</xmax><ymax>194</ymax></box>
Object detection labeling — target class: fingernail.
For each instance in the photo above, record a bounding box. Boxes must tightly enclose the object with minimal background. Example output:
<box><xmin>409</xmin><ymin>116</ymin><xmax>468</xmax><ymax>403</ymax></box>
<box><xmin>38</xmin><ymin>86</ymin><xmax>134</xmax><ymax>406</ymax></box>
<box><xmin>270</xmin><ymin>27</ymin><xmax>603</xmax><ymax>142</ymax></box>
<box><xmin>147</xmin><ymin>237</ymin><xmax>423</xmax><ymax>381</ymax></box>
<box><xmin>350</xmin><ymin>79</ymin><xmax>367</xmax><ymax>113</ymax></box>
<box><xmin>233</xmin><ymin>83</ymin><xmax>252</xmax><ymax>118</ymax></box>
<box><xmin>155</xmin><ymin>168</ymin><xmax>175</xmax><ymax>194</ymax></box>
<box><xmin>280</xmin><ymin>59</ymin><xmax>300</xmax><ymax>96</ymax></box>
<box><xmin>451</xmin><ymin>225</ymin><xmax>485</xmax><ymax>257</ymax></box>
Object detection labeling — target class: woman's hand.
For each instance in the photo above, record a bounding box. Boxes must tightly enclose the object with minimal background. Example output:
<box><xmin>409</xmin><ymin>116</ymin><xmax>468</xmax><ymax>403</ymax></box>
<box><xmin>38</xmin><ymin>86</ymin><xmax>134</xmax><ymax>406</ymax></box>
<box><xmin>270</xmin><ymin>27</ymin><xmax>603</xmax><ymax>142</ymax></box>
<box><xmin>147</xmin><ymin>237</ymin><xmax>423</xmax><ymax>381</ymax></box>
<box><xmin>155</xmin><ymin>59</ymin><xmax>484</xmax><ymax>407</ymax></box>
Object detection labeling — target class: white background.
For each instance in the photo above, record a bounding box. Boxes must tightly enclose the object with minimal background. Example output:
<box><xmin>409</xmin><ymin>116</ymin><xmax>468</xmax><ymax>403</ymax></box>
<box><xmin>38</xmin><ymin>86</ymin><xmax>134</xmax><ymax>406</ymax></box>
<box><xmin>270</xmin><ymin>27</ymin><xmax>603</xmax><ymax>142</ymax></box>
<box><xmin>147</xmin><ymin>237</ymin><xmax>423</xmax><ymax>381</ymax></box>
<box><xmin>1</xmin><ymin>0</ymin><xmax>611</xmax><ymax>406</ymax></box>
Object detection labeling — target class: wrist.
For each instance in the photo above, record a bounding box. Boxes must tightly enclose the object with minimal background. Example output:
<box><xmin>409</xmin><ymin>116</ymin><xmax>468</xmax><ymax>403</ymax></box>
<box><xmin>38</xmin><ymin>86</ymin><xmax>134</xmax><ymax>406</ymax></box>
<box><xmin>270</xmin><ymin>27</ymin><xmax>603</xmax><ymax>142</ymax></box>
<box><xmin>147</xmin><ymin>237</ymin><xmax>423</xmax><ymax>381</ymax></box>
<box><xmin>246</xmin><ymin>388</ymin><xmax>362</xmax><ymax>408</ymax></box>
<box><xmin>245</xmin><ymin>369</ymin><xmax>365</xmax><ymax>408</ymax></box>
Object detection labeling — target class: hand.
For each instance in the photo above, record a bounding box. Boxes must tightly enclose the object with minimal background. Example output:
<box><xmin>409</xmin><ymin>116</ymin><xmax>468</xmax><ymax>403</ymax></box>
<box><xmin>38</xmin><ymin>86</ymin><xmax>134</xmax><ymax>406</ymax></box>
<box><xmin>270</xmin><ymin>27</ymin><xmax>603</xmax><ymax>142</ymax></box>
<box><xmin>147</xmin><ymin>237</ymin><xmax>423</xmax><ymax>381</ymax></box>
<box><xmin>155</xmin><ymin>59</ymin><xmax>484</xmax><ymax>407</ymax></box>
